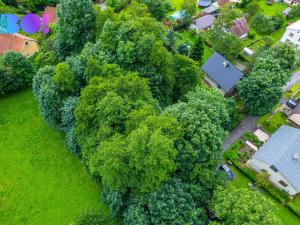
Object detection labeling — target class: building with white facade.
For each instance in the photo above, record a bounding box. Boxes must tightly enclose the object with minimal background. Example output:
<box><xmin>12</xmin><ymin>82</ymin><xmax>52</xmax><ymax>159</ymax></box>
<box><xmin>280</xmin><ymin>20</ymin><xmax>300</xmax><ymax>48</ymax></box>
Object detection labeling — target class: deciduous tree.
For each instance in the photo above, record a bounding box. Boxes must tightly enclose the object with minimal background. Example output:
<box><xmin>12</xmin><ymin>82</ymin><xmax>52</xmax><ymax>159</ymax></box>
<box><xmin>211</xmin><ymin>188</ymin><xmax>283</xmax><ymax>225</ymax></box>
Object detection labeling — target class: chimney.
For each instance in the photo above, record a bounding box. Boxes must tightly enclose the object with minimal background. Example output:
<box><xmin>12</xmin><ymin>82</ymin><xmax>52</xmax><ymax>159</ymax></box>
<box><xmin>293</xmin><ymin>154</ymin><xmax>300</xmax><ymax>160</ymax></box>
<box><xmin>223</xmin><ymin>61</ymin><xmax>229</xmax><ymax>67</ymax></box>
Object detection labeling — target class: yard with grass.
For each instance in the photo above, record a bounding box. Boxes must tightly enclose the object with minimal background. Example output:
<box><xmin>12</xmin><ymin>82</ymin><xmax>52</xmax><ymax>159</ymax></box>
<box><xmin>170</xmin><ymin>0</ymin><xmax>184</xmax><ymax>11</ymax></box>
<box><xmin>0</xmin><ymin>90</ymin><xmax>114</xmax><ymax>225</ymax></box>
<box><xmin>230</xmin><ymin>166</ymin><xmax>300</xmax><ymax>225</ymax></box>
<box><xmin>256</xmin><ymin>112</ymin><xmax>292</xmax><ymax>134</ymax></box>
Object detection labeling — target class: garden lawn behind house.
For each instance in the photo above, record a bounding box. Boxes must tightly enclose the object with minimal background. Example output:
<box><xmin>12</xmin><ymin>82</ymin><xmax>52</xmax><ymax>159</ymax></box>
<box><xmin>0</xmin><ymin>90</ymin><xmax>114</xmax><ymax>225</ymax></box>
<box><xmin>256</xmin><ymin>0</ymin><xmax>288</xmax><ymax>16</ymax></box>
<box><xmin>170</xmin><ymin>0</ymin><xmax>184</xmax><ymax>10</ymax></box>
<box><xmin>230</xmin><ymin>166</ymin><xmax>300</xmax><ymax>225</ymax></box>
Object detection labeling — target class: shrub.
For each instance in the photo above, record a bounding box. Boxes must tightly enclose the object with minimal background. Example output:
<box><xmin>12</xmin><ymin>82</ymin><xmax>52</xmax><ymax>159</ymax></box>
<box><xmin>0</xmin><ymin>52</ymin><xmax>35</xmax><ymax>96</ymax></box>
<box><xmin>73</xmin><ymin>209</ymin><xmax>115</xmax><ymax>225</ymax></box>
<box><xmin>32</xmin><ymin>66</ymin><xmax>65</xmax><ymax>129</ymax></box>
<box><xmin>251</xmin><ymin>13</ymin><xmax>283</xmax><ymax>34</ymax></box>
<box><xmin>247</xmin><ymin>32</ymin><xmax>256</xmax><ymax>39</ymax></box>
<box><xmin>287</xmin><ymin>202</ymin><xmax>300</xmax><ymax>217</ymax></box>
<box><xmin>288</xmin><ymin>4</ymin><xmax>300</xmax><ymax>20</ymax></box>
<box><xmin>223</xmin><ymin>139</ymin><xmax>243</xmax><ymax>161</ymax></box>
<box><xmin>61</xmin><ymin>97</ymin><xmax>81</xmax><ymax>156</ymax></box>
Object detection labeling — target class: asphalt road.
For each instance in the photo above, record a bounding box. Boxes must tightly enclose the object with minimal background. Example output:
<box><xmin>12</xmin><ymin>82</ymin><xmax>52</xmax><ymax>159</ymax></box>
<box><xmin>222</xmin><ymin>115</ymin><xmax>258</xmax><ymax>150</ymax></box>
<box><xmin>284</xmin><ymin>69</ymin><xmax>300</xmax><ymax>91</ymax></box>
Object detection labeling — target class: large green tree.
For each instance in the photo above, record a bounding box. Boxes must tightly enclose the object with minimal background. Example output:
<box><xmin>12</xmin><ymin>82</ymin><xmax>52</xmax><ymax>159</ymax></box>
<box><xmin>75</xmin><ymin>70</ymin><xmax>157</xmax><ymax>160</ymax></box>
<box><xmin>138</xmin><ymin>0</ymin><xmax>171</xmax><ymax>20</ymax></box>
<box><xmin>56</xmin><ymin>0</ymin><xmax>96</xmax><ymax>58</ymax></box>
<box><xmin>166</xmin><ymin>86</ymin><xmax>230</xmax><ymax>184</ymax></box>
<box><xmin>173</xmin><ymin>54</ymin><xmax>200</xmax><ymax>101</ymax></box>
<box><xmin>238</xmin><ymin>55</ymin><xmax>288</xmax><ymax>116</ymax></box>
<box><xmin>211</xmin><ymin>188</ymin><xmax>283</xmax><ymax>225</ymax></box>
<box><xmin>181</xmin><ymin>0</ymin><xmax>197</xmax><ymax>27</ymax></box>
<box><xmin>97</xmin><ymin>14</ymin><xmax>175</xmax><ymax>106</ymax></box>
<box><xmin>124</xmin><ymin>179</ymin><xmax>207</xmax><ymax>225</ymax></box>
<box><xmin>90</xmin><ymin>115</ymin><xmax>181</xmax><ymax>193</ymax></box>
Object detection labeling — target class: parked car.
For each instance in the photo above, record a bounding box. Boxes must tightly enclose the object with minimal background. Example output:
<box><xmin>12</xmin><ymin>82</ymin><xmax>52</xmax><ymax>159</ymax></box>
<box><xmin>219</xmin><ymin>164</ymin><xmax>236</xmax><ymax>180</ymax></box>
<box><xmin>287</xmin><ymin>99</ymin><xmax>297</xmax><ymax>109</ymax></box>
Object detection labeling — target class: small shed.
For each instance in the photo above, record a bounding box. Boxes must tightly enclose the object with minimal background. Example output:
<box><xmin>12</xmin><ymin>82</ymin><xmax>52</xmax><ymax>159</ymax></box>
<box><xmin>254</xmin><ymin>129</ymin><xmax>270</xmax><ymax>143</ymax></box>
<box><xmin>282</xmin><ymin>7</ymin><xmax>292</xmax><ymax>16</ymax></box>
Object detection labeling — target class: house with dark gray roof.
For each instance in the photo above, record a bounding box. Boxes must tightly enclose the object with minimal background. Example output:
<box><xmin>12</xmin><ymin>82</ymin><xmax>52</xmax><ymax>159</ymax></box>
<box><xmin>201</xmin><ymin>51</ymin><xmax>244</xmax><ymax>96</ymax></box>
<box><xmin>248</xmin><ymin>125</ymin><xmax>300</xmax><ymax>196</ymax></box>
<box><xmin>190</xmin><ymin>15</ymin><xmax>215</xmax><ymax>32</ymax></box>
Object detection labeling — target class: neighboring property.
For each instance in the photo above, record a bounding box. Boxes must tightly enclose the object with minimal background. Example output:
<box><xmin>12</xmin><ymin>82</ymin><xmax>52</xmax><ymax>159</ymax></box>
<box><xmin>43</xmin><ymin>6</ymin><xmax>57</xmax><ymax>24</ymax></box>
<box><xmin>284</xmin><ymin>0</ymin><xmax>300</xmax><ymax>5</ymax></box>
<box><xmin>190</xmin><ymin>15</ymin><xmax>215</xmax><ymax>32</ymax></box>
<box><xmin>0</xmin><ymin>33</ymin><xmax>39</xmax><ymax>57</ymax></box>
<box><xmin>201</xmin><ymin>51</ymin><xmax>245</xmax><ymax>96</ymax></box>
<box><xmin>197</xmin><ymin>0</ymin><xmax>212</xmax><ymax>7</ymax></box>
<box><xmin>231</xmin><ymin>17</ymin><xmax>250</xmax><ymax>39</ymax></box>
<box><xmin>248</xmin><ymin>125</ymin><xmax>300</xmax><ymax>196</ymax></box>
<box><xmin>288</xmin><ymin>103</ymin><xmax>300</xmax><ymax>127</ymax></box>
<box><xmin>280</xmin><ymin>20</ymin><xmax>300</xmax><ymax>48</ymax></box>
<box><xmin>202</xmin><ymin>5</ymin><xmax>219</xmax><ymax>14</ymax></box>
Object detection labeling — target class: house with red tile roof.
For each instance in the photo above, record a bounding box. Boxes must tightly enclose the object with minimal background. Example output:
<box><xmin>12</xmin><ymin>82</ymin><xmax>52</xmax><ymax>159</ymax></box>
<box><xmin>0</xmin><ymin>33</ymin><xmax>39</xmax><ymax>57</ymax></box>
<box><xmin>231</xmin><ymin>17</ymin><xmax>250</xmax><ymax>39</ymax></box>
<box><xmin>43</xmin><ymin>6</ymin><xmax>57</xmax><ymax>24</ymax></box>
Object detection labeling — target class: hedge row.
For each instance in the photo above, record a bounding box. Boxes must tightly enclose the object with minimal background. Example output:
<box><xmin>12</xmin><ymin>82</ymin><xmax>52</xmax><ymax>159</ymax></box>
<box><xmin>287</xmin><ymin>202</ymin><xmax>300</xmax><ymax>217</ymax></box>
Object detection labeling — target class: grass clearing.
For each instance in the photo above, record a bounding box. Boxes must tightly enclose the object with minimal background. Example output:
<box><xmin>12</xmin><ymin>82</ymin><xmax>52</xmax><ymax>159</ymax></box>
<box><xmin>256</xmin><ymin>0</ymin><xmax>288</xmax><ymax>16</ymax></box>
<box><xmin>0</xmin><ymin>89</ymin><xmax>114</xmax><ymax>225</ymax></box>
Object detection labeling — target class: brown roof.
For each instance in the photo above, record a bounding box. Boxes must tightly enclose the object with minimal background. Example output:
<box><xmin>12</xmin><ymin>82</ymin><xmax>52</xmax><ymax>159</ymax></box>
<box><xmin>43</xmin><ymin>6</ymin><xmax>57</xmax><ymax>24</ymax></box>
<box><xmin>231</xmin><ymin>17</ymin><xmax>250</xmax><ymax>37</ymax></box>
<box><xmin>217</xmin><ymin>0</ymin><xmax>229</xmax><ymax>6</ymax></box>
<box><xmin>0</xmin><ymin>33</ymin><xmax>36</xmax><ymax>54</ymax></box>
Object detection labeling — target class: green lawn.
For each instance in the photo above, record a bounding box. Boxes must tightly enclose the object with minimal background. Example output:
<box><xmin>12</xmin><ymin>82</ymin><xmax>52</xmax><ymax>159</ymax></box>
<box><xmin>0</xmin><ymin>90</ymin><xmax>113</xmax><ymax>225</ymax></box>
<box><xmin>256</xmin><ymin>0</ymin><xmax>288</xmax><ymax>16</ymax></box>
<box><xmin>230</xmin><ymin>166</ymin><xmax>300</xmax><ymax>225</ymax></box>
<box><xmin>170</xmin><ymin>0</ymin><xmax>184</xmax><ymax>11</ymax></box>
<box><xmin>284</xmin><ymin>84</ymin><xmax>300</xmax><ymax>99</ymax></box>
<box><xmin>257</xmin><ymin>112</ymin><xmax>291</xmax><ymax>134</ymax></box>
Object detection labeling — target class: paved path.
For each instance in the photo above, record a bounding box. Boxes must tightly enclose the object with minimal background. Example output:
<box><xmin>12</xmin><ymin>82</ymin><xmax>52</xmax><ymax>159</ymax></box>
<box><xmin>223</xmin><ymin>116</ymin><xmax>258</xmax><ymax>150</ymax></box>
<box><xmin>284</xmin><ymin>69</ymin><xmax>300</xmax><ymax>91</ymax></box>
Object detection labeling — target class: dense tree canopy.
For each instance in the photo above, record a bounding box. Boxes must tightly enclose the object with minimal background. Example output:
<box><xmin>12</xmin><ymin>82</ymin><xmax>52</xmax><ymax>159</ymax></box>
<box><xmin>211</xmin><ymin>188</ymin><xmax>283</xmax><ymax>225</ymax></box>
<box><xmin>124</xmin><ymin>179</ymin><xmax>207</xmax><ymax>225</ymax></box>
<box><xmin>251</xmin><ymin>13</ymin><xmax>283</xmax><ymax>34</ymax></box>
<box><xmin>166</xmin><ymin>86</ymin><xmax>230</xmax><ymax>183</ymax></box>
<box><xmin>90</xmin><ymin>114</ymin><xmax>181</xmax><ymax>193</ymax></box>
<box><xmin>56</xmin><ymin>0</ymin><xmax>96</xmax><ymax>58</ymax></box>
<box><xmin>75</xmin><ymin>70</ymin><xmax>157</xmax><ymax>160</ymax></box>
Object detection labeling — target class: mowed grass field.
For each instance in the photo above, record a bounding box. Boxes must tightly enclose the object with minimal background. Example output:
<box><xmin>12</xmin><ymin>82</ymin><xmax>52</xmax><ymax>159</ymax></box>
<box><xmin>0</xmin><ymin>90</ymin><xmax>111</xmax><ymax>225</ymax></box>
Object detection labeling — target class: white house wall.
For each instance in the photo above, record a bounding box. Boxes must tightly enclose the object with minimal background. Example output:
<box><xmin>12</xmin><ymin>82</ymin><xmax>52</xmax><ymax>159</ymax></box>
<box><xmin>281</xmin><ymin>28</ymin><xmax>300</xmax><ymax>48</ymax></box>
<box><xmin>248</xmin><ymin>157</ymin><xmax>298</xmax><ymax>196</ymax></box>
<box><xmin>204</xmin><ymin>75</ymin><xmax>226</xmax><ymax>96</ymax></box>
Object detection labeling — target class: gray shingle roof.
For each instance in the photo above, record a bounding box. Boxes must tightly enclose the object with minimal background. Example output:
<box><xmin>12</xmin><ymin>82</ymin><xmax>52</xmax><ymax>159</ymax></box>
<box><xmin>197</xmin><ymin>0</ymin><xmax>212</xmax><ymax>7</ymax></box>
<box><xmin>194</xmin><ymin>15</ymin><xmax>215</xmax><ymax>30</ymax></box>
<box><xmin>253</xmin><ymin>125</ymin><xmax>300</xmax><ymax>192</ymax></box>
<box><xmin>201</xmin><ymin>51</ymin><xmax>244</xmax><ymax>93</ymax></box>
